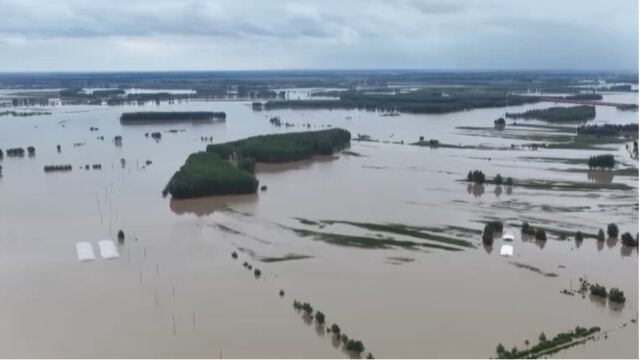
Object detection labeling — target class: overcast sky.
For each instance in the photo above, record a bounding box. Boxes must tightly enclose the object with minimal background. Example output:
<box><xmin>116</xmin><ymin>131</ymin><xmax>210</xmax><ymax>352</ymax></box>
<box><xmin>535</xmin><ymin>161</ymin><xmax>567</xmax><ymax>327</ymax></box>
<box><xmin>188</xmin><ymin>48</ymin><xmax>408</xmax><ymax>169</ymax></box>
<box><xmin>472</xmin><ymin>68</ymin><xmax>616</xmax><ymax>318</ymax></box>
<box><xmin>0</xmin><ymin>0</ymin><xmax>637</xmax><ymax>72</ymax></box>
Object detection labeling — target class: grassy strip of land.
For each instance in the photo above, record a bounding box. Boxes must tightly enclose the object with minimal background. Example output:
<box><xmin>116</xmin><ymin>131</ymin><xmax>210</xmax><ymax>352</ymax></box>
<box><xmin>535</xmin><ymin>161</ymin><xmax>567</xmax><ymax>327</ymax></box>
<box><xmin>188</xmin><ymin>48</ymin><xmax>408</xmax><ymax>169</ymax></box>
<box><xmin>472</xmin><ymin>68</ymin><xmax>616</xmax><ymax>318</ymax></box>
<box><xmin>412</xmin><ymin>140</ymin><xmax>476</xmax><ymax>149</ymax></box>
<box><xmin>207</xmin><ymin>128</ymin><xmax>351</xmax><ymax>163</ymax></box>
<box><xmin>507</xmin><ymin>178</ymin><xmax>633</xmax><ymax>192</ymax></box>
<box><xmin>495</xmin><ymin>326</ymin><xmax>601</xmax><ymax>359</ymax></box>
<box><xmin>164</xmin><ymin>152</ymin><xmax>258</xmax><ymax>199</ymax></box>
<box><xmin>509</xmin><ymin>261</ymin><xmax>558</xmax><ymax>277</ymax></box>
<box><xmin>505</xmin><ymin>105</ymin><xmax>595</xmax><ymax>122</ymax></box>
<box><xmin>320</xmin><ymin>220</ymin><xmax>475</xmax><ymax>248</ymax></box>
<box><xmin>120</xmin><ymin>111</ymin><xmax>225</xmax><ymax>123</ymax></box>
<box><xmin>290</xmin><ymin>228</ymin><xmax>463</xmax><ymax>251</ymax></box>
<box><xmin>259</xmin><ymin>254</ymin><xmax>313</xmax><ymax>263</ymax></box>
<box><xmin>463</xmin><ymin>177</ymin><xmax>633</xmax><ymax>192</ymax></box>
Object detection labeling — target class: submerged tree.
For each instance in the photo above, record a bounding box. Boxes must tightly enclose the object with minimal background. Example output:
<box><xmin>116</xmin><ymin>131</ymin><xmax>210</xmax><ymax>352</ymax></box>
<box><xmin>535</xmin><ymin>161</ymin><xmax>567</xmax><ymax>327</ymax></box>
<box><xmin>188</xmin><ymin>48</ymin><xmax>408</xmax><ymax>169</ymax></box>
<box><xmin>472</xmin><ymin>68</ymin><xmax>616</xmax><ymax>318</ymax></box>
<box><xmin>608</xmin><ymin>288</ymin><xmax>626</xmax><ymax>303</ymax></box>
<box><xmin>117</xmin><ymin>230</ymin><xmax>125</xmax><ymax>244</ymax></box>
<box><xmin>539</xmin><ymin>332</ymin><xmax>546</xmax><ymax>343</ymax></box>
<box><xmin>314</xmin><ymin>311</ymin><xmax>325</xmax><ymax>325</ymax></box>
<box><xmin>621</xmin><ymin>232</ymin><xmax>637</xmax><ymax>247</ymax></box>
<box><xmin>331</xmin><ymin>324</ymin><xmax>341</xmax><ymax>336</ymax></box>
<box><xmin>494</xmin><ymin>174</ymin><xmax>503</xmax><ymax>186</ymax></box>
<box><xmin>597</xmin><ymin>229</ymin><xmax>606</xmax><ymax>242</ymax></box>
<box><xmin>535</xmin><ymin>228</ymin><xmax>547</xmax><ymax>241</ymax></box>
<box><xmin>607</xmin><ymin>223</ymin><xmax>619</xmax><ymax>238</ymax></box>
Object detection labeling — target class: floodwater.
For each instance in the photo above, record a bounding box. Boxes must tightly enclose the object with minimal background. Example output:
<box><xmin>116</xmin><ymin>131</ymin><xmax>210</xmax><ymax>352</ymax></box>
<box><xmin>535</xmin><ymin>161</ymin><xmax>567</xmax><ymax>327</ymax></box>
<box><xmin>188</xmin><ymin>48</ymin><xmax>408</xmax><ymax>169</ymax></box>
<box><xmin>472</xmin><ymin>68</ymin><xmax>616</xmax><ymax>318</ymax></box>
<box><xmin>0</xmin><ymin>90</ymin><xmax>637</xmax><ymax>358</ymax></box>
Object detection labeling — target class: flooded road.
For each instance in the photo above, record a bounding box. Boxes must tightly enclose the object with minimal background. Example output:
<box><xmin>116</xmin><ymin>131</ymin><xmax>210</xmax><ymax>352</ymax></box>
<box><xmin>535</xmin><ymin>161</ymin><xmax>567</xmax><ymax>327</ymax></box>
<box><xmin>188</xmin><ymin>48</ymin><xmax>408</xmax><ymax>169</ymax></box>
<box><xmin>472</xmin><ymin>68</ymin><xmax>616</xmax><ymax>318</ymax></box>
<box><xmin>0</xmin><ymin>93</ymin><xmax>637</xmax><ymax>357</ymax></box>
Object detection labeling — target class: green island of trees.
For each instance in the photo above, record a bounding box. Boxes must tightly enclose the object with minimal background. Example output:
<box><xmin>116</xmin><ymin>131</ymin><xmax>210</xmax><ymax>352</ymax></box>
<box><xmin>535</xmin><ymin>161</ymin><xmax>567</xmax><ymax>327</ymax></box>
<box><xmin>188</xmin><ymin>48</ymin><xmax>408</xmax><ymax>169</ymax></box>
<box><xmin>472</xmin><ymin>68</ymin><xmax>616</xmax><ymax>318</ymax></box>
<box><xmin>206</xmin><ymin>128</ymin><xmax>351</xmax><ymax>163</ymax></box>
<box><xmin>495</xmin><ymin>326</ymin><xmax>600</xmax><ymax>359</ymax></box>
<box><xmin>166</xmin><ymin>129</ymin><xmax>350</xmax><ymax>198</ymax></box>
<box><xmin>505</xmin><ymin>105</ymin><xmax>596</xmax><ymax>122</ymax></box>
<box><xmin>164</xmin><ymin>152</ymin><xmax>258</xmax><ymax>199</ymax></box>
<box><xmin>120</xmin><ymin>111</ymin><xmax>226</xmax><ymax>123</ymax></box>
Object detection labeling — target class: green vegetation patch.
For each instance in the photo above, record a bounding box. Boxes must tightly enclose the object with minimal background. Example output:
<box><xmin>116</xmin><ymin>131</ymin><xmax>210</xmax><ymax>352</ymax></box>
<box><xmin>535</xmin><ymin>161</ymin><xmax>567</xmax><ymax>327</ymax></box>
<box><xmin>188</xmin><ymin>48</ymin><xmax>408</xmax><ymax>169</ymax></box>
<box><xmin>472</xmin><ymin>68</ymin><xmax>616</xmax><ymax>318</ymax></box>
<box><xmin>165</xmin><ymin>152</ymin><xmax>259</xmax><ymax>199</ymax></box>
<box><xmin>259</xmin><ymin>254</ymin><xmax>313</xmax><ymax>263</ymax></box>
<box><xmin>509</xmin><ymin>261</ymin><xmax>558</xmax><ymax>277</ymax></box>
<box><xmin>290</xmin><ymin>228</ymin><xmax>463</xmax><ymax>251</ymax></box>
<box><xmin>505</xmin><ymin>105</ymin><xmax>595</xmax><ymax>122</ymax></box>
<box><xmin>320</xmin><ymin>220</ymin><xmax>475</xmax><ymax>248</ymax></box>
<box><xmin>207</xmin><ymin>128</ymin><xmax>351</xmax><ymax>163</ymax></box>
<box><xmin>495</xmin><ymin>326</ymin><xmax>601</xmax><ymax>359</ymax></box>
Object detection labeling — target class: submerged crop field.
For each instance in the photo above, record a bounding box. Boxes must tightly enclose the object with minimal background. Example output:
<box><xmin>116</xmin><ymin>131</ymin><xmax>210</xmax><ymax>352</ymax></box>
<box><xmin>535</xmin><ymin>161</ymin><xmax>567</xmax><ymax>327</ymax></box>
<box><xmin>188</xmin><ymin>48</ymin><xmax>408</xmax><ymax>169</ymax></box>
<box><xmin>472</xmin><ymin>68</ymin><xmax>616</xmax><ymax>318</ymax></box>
<box><xmin>0</xmin><ymin>69</ymin><xmax>637</xmax><ymax>358</ymax></box>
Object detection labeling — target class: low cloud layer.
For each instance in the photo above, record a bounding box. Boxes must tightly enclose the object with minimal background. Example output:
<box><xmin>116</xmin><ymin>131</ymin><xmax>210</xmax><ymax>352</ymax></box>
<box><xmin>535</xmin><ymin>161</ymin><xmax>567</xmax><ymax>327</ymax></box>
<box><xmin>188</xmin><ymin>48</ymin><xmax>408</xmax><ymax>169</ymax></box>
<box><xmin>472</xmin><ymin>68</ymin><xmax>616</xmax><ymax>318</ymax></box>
<box><xmin>0</xmin><ymin>0</ymin><xmax>637</xmax><ymax>71</ymax></box>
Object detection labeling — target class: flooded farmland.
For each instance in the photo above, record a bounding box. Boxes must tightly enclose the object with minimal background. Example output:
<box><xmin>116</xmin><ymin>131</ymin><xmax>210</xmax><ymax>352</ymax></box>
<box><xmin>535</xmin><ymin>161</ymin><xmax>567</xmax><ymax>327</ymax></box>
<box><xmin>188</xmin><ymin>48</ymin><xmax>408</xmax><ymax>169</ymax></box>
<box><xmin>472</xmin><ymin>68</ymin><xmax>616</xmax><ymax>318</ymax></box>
<box><xmin>0</xmin><ymin>90</ymin><xmax>637</xmax><ymax>358</ymax></box>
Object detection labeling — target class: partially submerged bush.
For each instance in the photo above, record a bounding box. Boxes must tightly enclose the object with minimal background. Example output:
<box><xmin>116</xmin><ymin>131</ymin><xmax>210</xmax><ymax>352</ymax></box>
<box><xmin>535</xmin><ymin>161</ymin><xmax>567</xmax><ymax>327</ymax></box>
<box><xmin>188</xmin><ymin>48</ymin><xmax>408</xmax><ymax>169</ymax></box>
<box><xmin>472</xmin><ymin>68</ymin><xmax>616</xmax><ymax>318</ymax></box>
<box><xmin>608</xmin><ymin>288</ymin><xmax>626</xmax><ymax>303</ymax></box>
<box><xmin>589</xmin><ymin>283</ymin><xmax>607</xmax><ymax>298</ymax></box>
<box><xmin>467</xmin><ymin>170</ymin><xmax>486</xmax><ymax>184</ymax></box>
<box><xmin>535</xmin><ymin>228</ymin><xmax>547</xmax><ymax>241</ymax></box>
<box><xmin>607</xmin><ymin>223</ymin><xmax>619</xmax><ymax>238</ymax></box>
<box><xmin>621</xmin><ymin>232</ymin><xmax>638</xmax><ymax>247</ymax></box>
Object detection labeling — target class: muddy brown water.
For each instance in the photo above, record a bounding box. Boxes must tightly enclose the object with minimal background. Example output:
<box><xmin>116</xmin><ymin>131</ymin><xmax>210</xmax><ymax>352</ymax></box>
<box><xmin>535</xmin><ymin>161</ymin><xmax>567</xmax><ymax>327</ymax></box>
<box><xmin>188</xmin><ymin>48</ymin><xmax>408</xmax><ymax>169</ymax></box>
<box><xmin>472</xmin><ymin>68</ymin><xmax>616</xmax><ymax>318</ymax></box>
<box><xmin>0</xmin><ymin>93</ymin><xmax>637</xmax><ymax>358</ymax></box>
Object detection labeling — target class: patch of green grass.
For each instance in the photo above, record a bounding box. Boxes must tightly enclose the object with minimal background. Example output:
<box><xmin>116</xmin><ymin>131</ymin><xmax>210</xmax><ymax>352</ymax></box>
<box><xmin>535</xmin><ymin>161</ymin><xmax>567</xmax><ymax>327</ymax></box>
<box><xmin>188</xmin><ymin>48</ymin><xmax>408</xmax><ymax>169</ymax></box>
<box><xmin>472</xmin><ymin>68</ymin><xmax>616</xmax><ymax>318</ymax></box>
<box><xmin>294</xmin><ymin>217</ymin><xmax>321</xmax><ymax>226</ymax></box>
<box><xmin>320</xmin><ymin>220</ymin><xmax>475</xmax><ymax>248</ymax></box>
<box><xmin>259</xmin><ymin>254</ymin><xmax>313</xmax><ymax>263</ymax></box>
<box><xmin>509</xmin><ymin>261</ymin><xmax>558</xmax><ymax>277</ymax></box>
<box><xmin>412</xmin><ymin>141</ymin><xmax>476</xmax><ymax>149</ymax></box>
<box><xmin>518</xmin><ymin>156</ymin><xmax>586</xmax><ymax>165</ymax></box>
<box><xmin>290</xmin><ymin>228</ymin><xmax>463</xmax><ymax>251</ymax></box>
<box><xmin>510</xmin><ymin>178</ymin><xmax>633</xmax><ymax>191</ymax></box>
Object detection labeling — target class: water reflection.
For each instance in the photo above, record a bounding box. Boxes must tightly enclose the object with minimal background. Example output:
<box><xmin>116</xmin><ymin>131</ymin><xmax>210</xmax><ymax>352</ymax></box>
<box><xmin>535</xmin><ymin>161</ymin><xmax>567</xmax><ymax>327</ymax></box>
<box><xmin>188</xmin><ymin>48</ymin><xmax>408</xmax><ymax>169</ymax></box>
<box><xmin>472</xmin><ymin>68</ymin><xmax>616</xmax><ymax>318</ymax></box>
<box><xmin>506</xmin><ymin>185</ymin><xmax>513</xmax><ymax>195</ymax></box>
<box><xmin>169</xmin><ymin>194</ymin><xmax>257</xmax><ymax>216</ymax></box>
<box><xmin>483</xmin><ymin>243</ymin><xmax>493</xmax><ymax>254</ymax></box>
<box><xmin>606</xmin><ymin>236</ymin><xmax>618</xmax><ymax>249</ymax></box>
<box><xmin>575</xmin><ymin>238</ymin><xmax>583</xmax><ymax>249</ymax></box>
<box><xmin>608</xmin><ymin>301</ymin><xmax>625</xmax><ymax>312</ymax></box>
<box><xmin>589</xmin><ymin>294</ymin><xmax>607</xmax><ymax>307</ymax></box>
<box><xmin>597</xmin><ymin>240</ymin><xmax>604</xmax><ymax>252</ymax></box>
<box><xmin>587</xmin><ymin>170</ymin><xmax>614</xmax><ymax>184</ymax></box>
<box><xmin>494</xmin><ymin>185</ymin><xmax>503</xmax><ymax>197</ymax></box>
<box><xmin>621</xmin><ymin>245</ymin><xmax>635</xmax><ymax>257</ymax></box>
<box><xmin>467</xmin><ymin>183</ymin><xmax>485</xmax><ymax>197</ymax></box>
<box><xmin>256</xmin><ymin>155</ymin><xmax>336</xmax><ymax>174</ymax></box>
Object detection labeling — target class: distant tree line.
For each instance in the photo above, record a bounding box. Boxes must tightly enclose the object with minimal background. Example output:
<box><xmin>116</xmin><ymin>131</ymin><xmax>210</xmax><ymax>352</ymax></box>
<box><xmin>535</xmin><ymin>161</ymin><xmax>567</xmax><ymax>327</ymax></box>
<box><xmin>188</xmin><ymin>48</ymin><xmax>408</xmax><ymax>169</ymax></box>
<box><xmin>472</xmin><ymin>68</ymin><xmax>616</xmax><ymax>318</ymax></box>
<box><xmin>44</xmin><ymin>164</ymin><xmax>73</xmax><ymax>172</ymax></box>
<box><xmin>577</xmin><ymin>123</ymin><xmax>638</xmax><ymax>136</ymax></box>
<box><xmin>264</xmin><ymin>89</ymin><xmax>541</xmax><ymax>114</ymax></box>
<box><xmin>120</xmin><ymin>111</ymin><xmax>226</xmax><ymax>123</ymax></box>
<box><xmin>505</xmin><ymin>105</ymin><xmax>595</xmax><ymax>122</ymax></box>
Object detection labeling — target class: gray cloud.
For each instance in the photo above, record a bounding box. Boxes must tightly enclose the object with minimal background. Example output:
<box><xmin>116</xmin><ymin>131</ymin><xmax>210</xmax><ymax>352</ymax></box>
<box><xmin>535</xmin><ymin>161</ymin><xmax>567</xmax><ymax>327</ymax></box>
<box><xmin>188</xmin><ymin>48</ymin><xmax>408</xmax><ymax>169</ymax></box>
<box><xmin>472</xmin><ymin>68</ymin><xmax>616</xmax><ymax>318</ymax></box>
<box><xmin>0</xmin><ymin>0</ymin><xmax>636</xmax><ymax>71</ymax></box>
